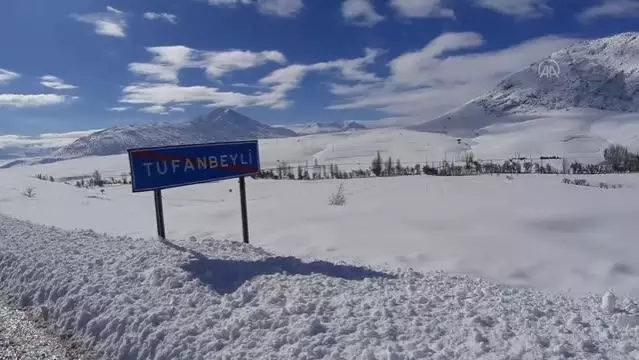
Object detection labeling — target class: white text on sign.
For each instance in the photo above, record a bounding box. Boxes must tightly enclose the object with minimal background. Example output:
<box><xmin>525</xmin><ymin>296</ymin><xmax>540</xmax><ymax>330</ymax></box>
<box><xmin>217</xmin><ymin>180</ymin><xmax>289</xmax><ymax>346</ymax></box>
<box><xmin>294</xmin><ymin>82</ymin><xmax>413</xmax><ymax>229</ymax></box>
<box><xmin>142</xmin><ymin>152</ymin><xmax>254</xmax><ymax>176</ymax></box>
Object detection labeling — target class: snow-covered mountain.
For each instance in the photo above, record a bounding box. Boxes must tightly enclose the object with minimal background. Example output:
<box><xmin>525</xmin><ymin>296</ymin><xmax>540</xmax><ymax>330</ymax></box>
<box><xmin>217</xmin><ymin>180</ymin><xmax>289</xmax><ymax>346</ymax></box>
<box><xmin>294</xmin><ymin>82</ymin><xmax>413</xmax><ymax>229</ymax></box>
<box><xmin>411</xmin><ymin>32</ymin><xmax>639</xmax><ymax>136</ymax></box>
<box><xmin>53</xmin><ymin>108</ymin><xmax>297</xmax><ymax>158</ymax></box>
<box><xmin>0</xmin><ymin>144</ymin><xmax>61</xmax><ymax>160</ymax></box>
<box><xmin>284</xmin><ymin>121</ymin><xmax>368</xmax><ymax>135</ymax></box>
<box><xmin>0</xmin><ymin>129</ymin><xmax>100</xmax><ymax>161</ymax></box>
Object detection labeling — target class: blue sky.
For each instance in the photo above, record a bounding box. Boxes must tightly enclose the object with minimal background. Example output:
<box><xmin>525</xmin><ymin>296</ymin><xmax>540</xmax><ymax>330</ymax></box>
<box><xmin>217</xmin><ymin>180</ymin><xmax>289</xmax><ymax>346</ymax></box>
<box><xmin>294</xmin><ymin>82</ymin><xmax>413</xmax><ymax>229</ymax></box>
<box><xmin>0</xmin><ymin>0</ymin><xmax>638</xmax><ymax>135</ymax></box>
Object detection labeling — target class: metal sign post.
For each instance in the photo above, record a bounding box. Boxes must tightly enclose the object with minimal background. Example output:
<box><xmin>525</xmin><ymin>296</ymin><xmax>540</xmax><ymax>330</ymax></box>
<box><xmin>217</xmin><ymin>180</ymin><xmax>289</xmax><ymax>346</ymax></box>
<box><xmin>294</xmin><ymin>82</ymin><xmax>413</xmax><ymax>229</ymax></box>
<box><xmin>239</xmin><ymin>177</ymin><xmax>249</xmax><ymax>244</ymax></box>
<box><xmin>127</xmin><ymin>140</ymin><xmax>260</xmax><ymax>242</ymax></box>
<box><xmin>154</xmin><ymin>189</ymin><xmax>166</xmax><ymax>239</ymax></box>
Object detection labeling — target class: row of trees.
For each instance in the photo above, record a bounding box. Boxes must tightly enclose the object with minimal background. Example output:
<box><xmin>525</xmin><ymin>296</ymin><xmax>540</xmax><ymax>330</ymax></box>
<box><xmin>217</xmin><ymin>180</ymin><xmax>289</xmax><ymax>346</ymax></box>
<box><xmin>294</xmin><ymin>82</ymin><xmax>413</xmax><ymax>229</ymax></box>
<box><xmin>53</xmin><ymin>144</ymin><xmax>636</xmax><ymax>187</ymax></box>
<box><xmin>252</xmin><ymin>144</ymin><xmax>636</xmax><ymax>181</ymax></box>
<box><xmin>251</xmin><ymin>156</ymin><xmax>563</xmax><ymax>181</ymax></box>
<box><xmin>73</xmin><ymin>171</ymin><xmax>131</xmax><ymax>188</ymax></box>
<box><xmin>601</xmin><ymin>144</ymin><xmax>639</xmax><ymax>172</ymax></box>
<box><xmin>34</xmin><ymin>173</ymin><xmax>55</xmax><ymax>182</ymax></box>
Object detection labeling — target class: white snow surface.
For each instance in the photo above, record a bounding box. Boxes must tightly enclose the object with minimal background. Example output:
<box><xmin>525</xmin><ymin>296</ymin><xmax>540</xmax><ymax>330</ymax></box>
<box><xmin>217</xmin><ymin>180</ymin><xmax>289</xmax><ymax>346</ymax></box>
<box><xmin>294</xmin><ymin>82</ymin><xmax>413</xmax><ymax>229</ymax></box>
<box><xmin>2</xmin><ymin>163</ymin><xmax>639</xmax><ymax>298</ymax></box>
<box><xmin>1</xmin><ymin>214</ymin><xmax>639</xmax><ymax>360</ymax></box>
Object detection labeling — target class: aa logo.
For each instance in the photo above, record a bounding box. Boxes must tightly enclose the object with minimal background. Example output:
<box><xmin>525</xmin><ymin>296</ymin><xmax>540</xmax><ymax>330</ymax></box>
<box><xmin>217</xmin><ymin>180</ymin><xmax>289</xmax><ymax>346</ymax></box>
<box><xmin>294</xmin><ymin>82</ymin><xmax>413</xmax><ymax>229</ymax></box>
<box><xmin>538</xmin><ymin>59</ymin><xmax>560</xmax><ymax>79</ymax></box>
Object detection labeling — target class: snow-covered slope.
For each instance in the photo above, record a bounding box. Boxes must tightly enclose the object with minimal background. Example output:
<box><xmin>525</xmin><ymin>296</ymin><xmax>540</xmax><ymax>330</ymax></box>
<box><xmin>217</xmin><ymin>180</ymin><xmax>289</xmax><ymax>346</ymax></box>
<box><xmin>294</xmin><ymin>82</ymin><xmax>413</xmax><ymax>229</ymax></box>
<box><xmin>412</xmin><ymin>32</ymin><xmax>639</xmax><ymax>136</ymax></box>
<box><xmin>52</xmin><ymin>108</ymin><xmax>297</xmax><ymax>159</ymax></box>
<box><xmin>283</xmin><ymin>121</ymin><xmax>367</xmax><ymax>135</ymax></box>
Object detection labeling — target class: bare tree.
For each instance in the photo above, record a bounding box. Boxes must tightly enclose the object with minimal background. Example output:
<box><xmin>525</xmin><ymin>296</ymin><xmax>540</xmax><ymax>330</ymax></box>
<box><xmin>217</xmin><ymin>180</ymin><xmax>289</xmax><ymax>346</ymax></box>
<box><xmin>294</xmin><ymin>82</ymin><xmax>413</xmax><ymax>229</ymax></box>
<box><xmin>604</xmin><ymin>144</ymin><xmax>631</xmax><ymax>172</ymax></box>
<box><xmin>523</xmin><ymin>162</ymin><xmax>533</xmax><ymax>173</ymax></box>
<box><xmin>22</xmin><ymin>187</ymin><xmax>36</xmax><ymax>198</ymax></box>
<box><xmin>92</xmin><ymin>170</ymin><xmax>103</xmax><ymax>187</ymax></box>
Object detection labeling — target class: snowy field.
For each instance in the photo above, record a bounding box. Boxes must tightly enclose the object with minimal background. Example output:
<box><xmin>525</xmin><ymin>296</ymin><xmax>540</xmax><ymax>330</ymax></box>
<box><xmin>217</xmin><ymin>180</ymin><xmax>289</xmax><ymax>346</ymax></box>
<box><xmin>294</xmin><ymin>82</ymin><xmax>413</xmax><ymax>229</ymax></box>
<box><xmin>1</xmin><ymin>215</ymin><xmax>639</xmax><ymax>359</ymax></box>
<box><xmin>2</xmin><ymin>162</ymin><xmax>639</xmax><ymax>299</ymax></box>
<box><xmin>2</xmin><ymin>123</ymin><xmax>639</xmax><ymax>358</ymax></box>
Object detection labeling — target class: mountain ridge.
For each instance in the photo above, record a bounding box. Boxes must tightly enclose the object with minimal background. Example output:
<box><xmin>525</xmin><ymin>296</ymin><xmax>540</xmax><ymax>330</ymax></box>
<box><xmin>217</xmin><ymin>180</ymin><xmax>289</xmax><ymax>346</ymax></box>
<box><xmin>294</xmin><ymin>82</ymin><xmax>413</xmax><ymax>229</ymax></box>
<box><xmin>283</xmin><ymin>121</ymin><xmax>368</xmax><ymax>135</ymax></box>
<box><xmin>52</xmin><ymin>108</ymin><xmax>297</xmax><ymax>159</ymax></box>
<box><xmin>410</xmin><ymin>32</ymin><xmax>639</xmax><ymax>136</ymax></box>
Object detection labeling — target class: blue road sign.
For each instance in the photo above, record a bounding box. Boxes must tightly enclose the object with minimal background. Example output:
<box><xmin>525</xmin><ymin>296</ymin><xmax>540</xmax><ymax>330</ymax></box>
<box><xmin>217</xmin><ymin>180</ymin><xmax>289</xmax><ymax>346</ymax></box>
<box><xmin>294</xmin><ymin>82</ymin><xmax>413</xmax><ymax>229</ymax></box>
<box><xmin>128</xmin><ymin>140</ymin><xmax>260</xmax><ymax>192</ymax></box>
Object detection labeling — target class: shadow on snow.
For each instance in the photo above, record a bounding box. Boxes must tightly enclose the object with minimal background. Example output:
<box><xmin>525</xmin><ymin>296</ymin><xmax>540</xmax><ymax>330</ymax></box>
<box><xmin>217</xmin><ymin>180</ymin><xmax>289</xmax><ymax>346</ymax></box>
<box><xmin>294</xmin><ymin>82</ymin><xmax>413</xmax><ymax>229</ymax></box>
<box><xmin>160</xmin><ymin>238</ymin><xmax>396</xmax><ymax>295</ymax></box>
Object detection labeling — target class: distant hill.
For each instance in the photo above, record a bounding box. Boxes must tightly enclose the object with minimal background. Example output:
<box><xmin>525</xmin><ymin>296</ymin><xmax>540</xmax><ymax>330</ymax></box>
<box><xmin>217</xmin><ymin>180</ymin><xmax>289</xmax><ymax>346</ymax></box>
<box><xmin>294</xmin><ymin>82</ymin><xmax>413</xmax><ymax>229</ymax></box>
<box><xmin>410</xmin><ymin>32</ymin><xmax>639</xmax><ymax>137</ymax></box>
<box><xmin>53</xmin><ymin>108</ymin><xmax>297</xmax><ymax>158</ymax></box>
<box><xmin>283</xmin><ymin>121</ymin><xmax>368</xmax><ymax>135</ymax></box>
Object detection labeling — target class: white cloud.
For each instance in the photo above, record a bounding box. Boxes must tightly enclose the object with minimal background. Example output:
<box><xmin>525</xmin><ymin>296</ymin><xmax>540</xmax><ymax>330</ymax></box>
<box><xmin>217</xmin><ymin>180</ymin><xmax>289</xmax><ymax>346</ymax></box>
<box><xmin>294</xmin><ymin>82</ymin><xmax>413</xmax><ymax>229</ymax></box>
<box><xmin>143</xmin><ymin>12</ymin><xmax>178</xmax><ymax>24</ymax></box>
<box><xmin>140</xmin><ymin>105</ymin><xmax>171</xmax><ymax>115</ymax></box>
<box><xmin>129</xmin><ymin>46</ymin><xmax>195</xmax><ymax>83</ymax></box>
<box><xmin>72</xmin><ymin>6</ymin><xmax>127</xmax><ymax>38</ymax></box>
<box><xmin>231</xmin><ymin>82</ymin><xmax>269</xmax><ymax>89</ymax></box>
<box><xmin>129</xmin><ymin>46</ymin><xmax>287</xmax><ymax>83</ymax></box>
<box><xmin>206</xmin><ymin>0</ymin><xmax>303</xmax><ymax>17</ymax></box>
<box><xmin>202</xmin><ymin>50</ymin><xmax>287</xmax><ymax>78</ymax></box>
<box><xmin>108</xmin><ymin>106</ymin><xmax>130</xmax><ymax>112</ymax></box>
<box><xmin>473</xmin><ymin>0</ymin><xmax>551</xmax><ymax>18</ymax></box>
<box><xmin>140</xmin><ymin>105</ymin><xmax>186</xmax><ymax>115</ymax></box>
<box><xmin>40</xmin><ymin>75</ymin><xmax>77</xmax><ymax>90</ymax></box>
<box><xmin>123</xmin><ymin>82</ymin><xmax>263</xmax><ymax>109</ymax></box>
<box><xmin>389</xmin><ymin>32</ymin><xmax>485</xmax><ymax>87</ymax></box>
<box><xmin>328</xmin><ymin>33</ymin><xmax>578</xmax><ymax>123</ymax></box>
<box><xmin>0</xmin><ymin>69</ymin><xmax>20</xmax><ymax>85</ymax></box>
<box><xmin>391</xmin><ymin>0</ymin><xmax>455</xmax><ymax>19</ymax></box>
<box><xmin>129</xmin><ymin>63</ymin><xmax>181</xmax><ymax>83</ymax></box>
<box><xmin>0</xmin><ymin>129</ymin><xmax>101</xmax><ymax>149</ymax></box>
<box><xmin>578</xmin><ymin>0</ymin><xmax>639</xmax><ymax>22</ymax></box>
<box><xmin>106</xmin><ymin>6</ymin><xmax>123</xmax><ymax>14</ymax></box>
<box><xmin>257</xmin><ymin>48</ymin><xmax>382</xmax><ymax>107</ymax></box>
<box><xmin>121</xmin><ymin>48</ymin><xmax>382</xmax><ymax>111</ymax></box>
<box><xmin>257</xmin><ymin>0</ymin><xmax>303</xmax><ymax>17</ymax></box>
<box><xmin>208</xmin><ymin>0</ymin><xmax>252</xmax><ymax>5</ymax></box>
<box><xmin>341</xmin><ymin>0</ymin><xmax>384</xmax><ymax>26</ymax></box>
<box><xmin>0</xmin><ymin>94</ymin><xmax>69</xmax><ymax>108</ymax></box>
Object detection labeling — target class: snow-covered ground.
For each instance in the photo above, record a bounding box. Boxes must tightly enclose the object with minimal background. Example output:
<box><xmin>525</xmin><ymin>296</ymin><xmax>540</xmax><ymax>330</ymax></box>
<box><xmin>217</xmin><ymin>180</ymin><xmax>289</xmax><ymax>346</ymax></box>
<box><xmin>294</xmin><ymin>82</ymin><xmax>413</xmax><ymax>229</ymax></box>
<box><xmin>2</xmin><ymin>214</ymin><xmax>639</xmax><ymax>360</ymax></box>
<box><xmin>2</xmin><ymin>124</ymin><xmax>639</xmax><ymax>358</ymax></box>
<box><xmin>2</xmin><ymin>161</ymin><xmax>639</xmax><ymax>298</ymax></box>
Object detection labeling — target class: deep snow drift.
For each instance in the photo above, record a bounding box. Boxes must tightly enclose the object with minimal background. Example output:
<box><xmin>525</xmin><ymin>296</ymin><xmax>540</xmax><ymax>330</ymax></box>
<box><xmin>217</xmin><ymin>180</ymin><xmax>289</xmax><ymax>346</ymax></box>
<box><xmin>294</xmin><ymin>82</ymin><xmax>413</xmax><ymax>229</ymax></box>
<box><xmin>1</xmin><ymin>215</ymin><xmax>638</xmax><ymax>360</ymax></box>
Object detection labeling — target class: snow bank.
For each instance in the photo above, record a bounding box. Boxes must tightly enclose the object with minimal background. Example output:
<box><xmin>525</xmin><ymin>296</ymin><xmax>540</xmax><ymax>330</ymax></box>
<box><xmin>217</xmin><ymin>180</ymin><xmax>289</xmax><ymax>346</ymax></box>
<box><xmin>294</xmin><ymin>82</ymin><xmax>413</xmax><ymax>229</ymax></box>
<box><xmin>1</xmin><ymin>215</ymin><xmax>639</xmax><ymax>359</ymax></box>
